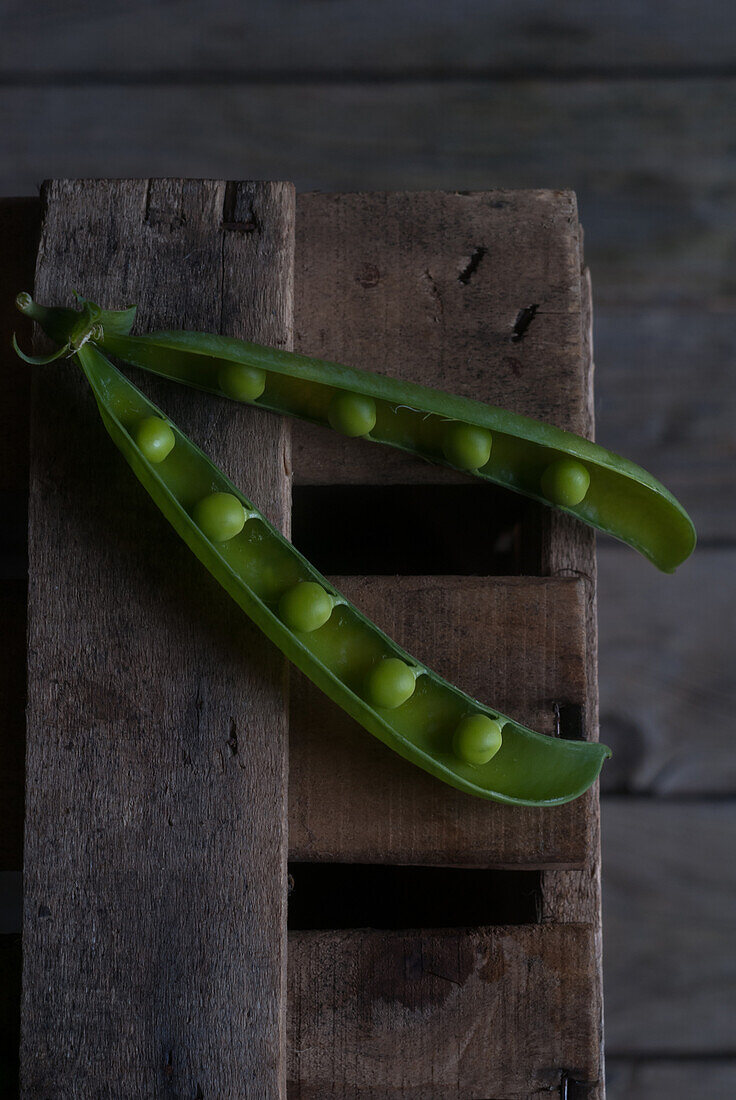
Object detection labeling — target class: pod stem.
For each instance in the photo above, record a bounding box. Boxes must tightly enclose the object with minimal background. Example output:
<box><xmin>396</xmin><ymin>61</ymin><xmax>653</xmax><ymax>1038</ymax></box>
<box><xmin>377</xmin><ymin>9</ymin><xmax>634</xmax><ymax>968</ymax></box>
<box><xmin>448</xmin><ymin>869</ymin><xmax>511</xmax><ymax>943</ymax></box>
<box><xmin>13</xmin><ymin>292</ymin><xmax>138</xmax><ymax>354</ymax></box>
<box><xmin>15</xmin><ymin>292</ymin><xmax>83</xmax><ymax>347</ymax></box>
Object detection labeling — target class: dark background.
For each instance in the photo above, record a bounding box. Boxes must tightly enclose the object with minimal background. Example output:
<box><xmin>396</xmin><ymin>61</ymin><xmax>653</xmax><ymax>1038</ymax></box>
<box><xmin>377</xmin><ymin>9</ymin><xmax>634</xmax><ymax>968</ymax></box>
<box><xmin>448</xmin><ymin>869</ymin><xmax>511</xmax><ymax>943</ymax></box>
<box><xmin>1</xmin><ymin>4</ymin><xmax>734</xmax><ymax>1097</ymax></box>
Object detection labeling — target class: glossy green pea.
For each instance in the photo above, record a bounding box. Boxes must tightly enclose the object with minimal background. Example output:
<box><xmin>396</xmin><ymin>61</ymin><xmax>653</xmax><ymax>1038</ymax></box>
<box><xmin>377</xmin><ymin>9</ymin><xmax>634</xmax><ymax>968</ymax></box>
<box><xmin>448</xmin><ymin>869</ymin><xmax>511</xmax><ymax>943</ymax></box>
<box><xmin>365</xmin><ymin>658</ymin><xmax>416</xmax><ymax>710</ymax></box>
<box><xmin>453</xmin><ymin>715</ymin><xmax>504</xmax><ymax>766</ymax></box>
<box><xmin>135</xmin><ymin>416</ymin><xmax>175</xmax><ymax>464</ymax></box>
<box><xmin>279</xmin><ymin>581</ymin><xmax>333</xmax><ymax>633</ymax></box>
<box><xmin>218</xmin><ymin>362</ymin><xmax>266</xmax><ymax>402</ymax></box>
<box><xmin>442</xmin><ymin>422</ymin><xmax>493</xmax><ymax>470</ymax></box>
<box><xmin>25</xmin><ymin>336</ymin><xmax>609</xmax><ymax>805</ymax></box>
<box><xmin>18</xmin><ymin>294</ymin><xmax>695</xmax><ymax>572</ymax></box>
<box><xmin>193</xmin><ymin>492</ymin><xmax>246</xmax><ymax>542</ymax></box>
<box><xmin>328</xmin><ymin>391</ymin><xmax>377</xmax><ymax>437</ymax></box>
<box><xmin>541</xmin><ymin>458</ymin><xmax>590</xmax><ymax>507</ymax></box>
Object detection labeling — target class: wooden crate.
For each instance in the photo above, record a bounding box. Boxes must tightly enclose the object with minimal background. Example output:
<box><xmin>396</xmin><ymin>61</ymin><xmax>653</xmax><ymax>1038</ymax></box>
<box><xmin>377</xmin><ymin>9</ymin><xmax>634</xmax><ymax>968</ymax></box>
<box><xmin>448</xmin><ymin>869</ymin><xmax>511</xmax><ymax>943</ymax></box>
<box><xmin>5</xmin><ymin>182</ymin><xmax>603</xmax><ymax>1097</ymax></box>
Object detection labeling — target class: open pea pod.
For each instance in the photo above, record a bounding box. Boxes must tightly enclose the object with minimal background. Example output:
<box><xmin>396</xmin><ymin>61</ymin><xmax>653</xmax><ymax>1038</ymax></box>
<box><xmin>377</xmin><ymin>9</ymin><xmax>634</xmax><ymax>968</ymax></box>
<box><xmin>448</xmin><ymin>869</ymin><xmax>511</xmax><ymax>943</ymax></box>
<box><xmin>17</xmin><ymin>293</ymin><xmax>696</xmax><ymax>572</ymax></box>
<box><xmin>29</xmin><ymin>334</ymin><xmax>610</xmax><ymax>806</ymax></box>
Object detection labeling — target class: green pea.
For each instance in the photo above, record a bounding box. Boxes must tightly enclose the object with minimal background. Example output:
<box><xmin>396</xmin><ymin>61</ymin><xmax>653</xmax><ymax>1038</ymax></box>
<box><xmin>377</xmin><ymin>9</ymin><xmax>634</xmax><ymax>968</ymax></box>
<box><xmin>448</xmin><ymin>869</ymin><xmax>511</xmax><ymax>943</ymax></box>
<box><xmin>541</xmin><ymin>458</ymin><xmax>590</xmax><ymax>507</ymax></box>
<box><xmin>328</xmin><ymin>391</ymin><xmax>377</xmax><ymax>437</ymax></box>
<box><xmin>452</xmin><ymin>715</ymin><xmax>504</xmax><ymax>766</ymax></box>
<box><xmin>442</xmin><ymin>422</ymin><xmax>492</xmax><ymax>470</ymax></box>
<box><xmin>365</xmin><ymin>657</ymin><xmax>416</xmax><ymax>709</ymax></box>
<box><xmin>193</xmin><ymin>492</ymin><xmax>246</xmax><ymax>542</ymax></box>
<box><xmin>279</xmin><ymin>581</ymin><xmax>333</xmax><ymax>633</ymax></box>
<box><xmin>135</xmin><ymin>416</ymin><xmax>175</xmax><ymax>464</ymax></box>
<box><xmin>218</xmin><ymin>362</ymin><xmax>266</xmax><ymax>402</ymax></box>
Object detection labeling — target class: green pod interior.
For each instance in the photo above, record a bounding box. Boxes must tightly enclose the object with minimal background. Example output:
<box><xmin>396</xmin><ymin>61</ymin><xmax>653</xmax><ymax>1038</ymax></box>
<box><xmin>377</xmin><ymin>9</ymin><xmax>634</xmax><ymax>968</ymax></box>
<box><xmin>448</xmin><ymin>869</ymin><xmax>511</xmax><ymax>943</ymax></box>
<box><xmin>75</xmin><ymin>342</ymin><xmax>610</xmax><ymax>806</ymax></box>
<box><xmin>16</xmin><ymin>296</ymin><xmax>696</xmax><ymax>572</ymax></box>
<box><xmin>99</xmin><ymin>328</ymin><xmax>696</xmax><ymax>573</ymax></box>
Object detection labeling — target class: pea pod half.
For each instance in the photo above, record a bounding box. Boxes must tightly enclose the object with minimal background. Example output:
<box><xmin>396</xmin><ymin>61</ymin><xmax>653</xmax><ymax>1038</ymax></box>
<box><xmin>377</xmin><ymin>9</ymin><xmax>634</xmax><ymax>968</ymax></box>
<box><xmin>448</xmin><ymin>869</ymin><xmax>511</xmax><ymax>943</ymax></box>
<box><xmin>15</xmin><ymin>293</ymin><xmax>694</xmax><ymax>573</ymax></box>
<box><xmin>21</xmin><ymin>329</ymin><xmax>610</xmax><ymax>805</ymax></box>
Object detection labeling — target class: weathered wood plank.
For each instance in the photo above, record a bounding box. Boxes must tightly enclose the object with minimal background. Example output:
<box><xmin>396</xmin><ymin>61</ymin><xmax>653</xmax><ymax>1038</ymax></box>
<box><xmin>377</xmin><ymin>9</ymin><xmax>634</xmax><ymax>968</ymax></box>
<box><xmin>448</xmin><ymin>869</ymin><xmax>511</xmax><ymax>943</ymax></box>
<box><xmin>287</xmin><ymin>924</ymin><xmax>601</xmax><ymax>1098</ymax></box>
<box><xmin>22</xmin><ymin>179</ymin><xmax>294</xmax><ymax>1097</ymax></box>
<box><xmin>2</xmin><ymin>1</ymin><xmax>736</xmax><ymax>76</ymax></box>
<box><xmin>607</xmin><ymin>1059</ymin><xmax>736</xmax><ymax>1100</ymax></box>
<box><xmin>8</xmin><ymin>184</ymin><xmax>607</xmax><ymax>1095</ymax></box>
<box><xmin>289</xmin><ymin>575</ymin><xmax>592</xmax><ymax>868</ymax></box>
<box><xmin>290</xmin><ymin>186</ymin><xmax>603</xmax><ymax>1094</ymax></box>
<box><xmin>598</xmin><ymin>546</ymin><xmax>735</xmax><ymax>794</ymax></box>
<box><xmin>536</xmin><ymin>266</ymin><xmax>603</xmax><ymax>1100</ymax></box>
<box><xmin>2</xmin><ymin>80</ymin><xmax>736</xmax><ymax>303</ymax></box>
<box><xmin>595</xmin><ymin>305</ymin><xmax>735</xmax><ymax>542</ymax></box>
<box><xmin>292</xmin><ymin>189</ymin><xmax>586</xmax><ymax>488</ymax></box>
<box><xmin>602</xmin><ymin>798</ymin><xmax>736</xmax><ymax>1053</ymax></box>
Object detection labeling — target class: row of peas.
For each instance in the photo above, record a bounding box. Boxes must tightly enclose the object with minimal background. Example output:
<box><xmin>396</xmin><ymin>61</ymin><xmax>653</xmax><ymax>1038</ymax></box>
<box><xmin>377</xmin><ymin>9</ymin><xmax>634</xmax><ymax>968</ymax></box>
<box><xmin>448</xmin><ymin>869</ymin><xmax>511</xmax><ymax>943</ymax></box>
<box><xmin>219</xmin><ymin>360</ymin><xmax>591</xmax><ymax>507</ymax></box>
<box><xmin>136</xmin><ymin>412</ymin><xmax>505</xmax><ymax>768</ymax></box>
<box><xmin>15</xmin><ymin>293</ymin><xmax>695</xmax><ymax>573</ymax></box>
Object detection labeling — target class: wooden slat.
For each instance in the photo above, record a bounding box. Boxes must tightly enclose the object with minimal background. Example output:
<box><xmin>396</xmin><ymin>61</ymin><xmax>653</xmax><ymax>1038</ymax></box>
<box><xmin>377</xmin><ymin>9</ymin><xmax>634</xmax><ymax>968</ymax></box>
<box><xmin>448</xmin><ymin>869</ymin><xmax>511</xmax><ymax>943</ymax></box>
<box><xmin>536</xmin><ymin>262</ymin><xmax>603</xmax><ymax>1096</ymax></box>
<box><xmin>595</xmin><ymin>304</ymin><xmax>736</xmax><ymax>542</ymax></box>
<box><xmin>2</xmin><ymin>79</ymin><xmax>736</xmax><ymax>303</ymax></box>
<box><xmin>283</xmin><ymin>193</ymin><xmax>598</xmax><ymax>1095</ymax></box>
<box><xmin>292</xmin><ymin>189</ymin><xmax>586</xmax><ymax>484</ymax></box>
<box><xmin>288</xmin><ymin>188</ymin><xmax>603</xmax><ymax>1096</ymax></box>
<box><xmin>289</xmin><ymin>575</ymin><xmax>592</xmax><ymax>867</ymax></box>
<box><xmin>287</xmin><ymin>924</ymin><xmax>601</xmax><ymax>1098</ymax></box>
<box><xmin>2</xmin><ymin>1</ymin><xmax>735</xmax><ymax>76</ymax></box>
<box><xmin>607</xmin><ymin>1059</ymin><xmax>736</xmax><ymax>1100</ymax></box>
<box><xmin>598</xmin><ymin>546</ymin><xmax>735</xmax><ymax>794</ymax></box>
<box><xmin>602</xmin><ymin>798</ymin><xmax>736</xmax><ymax>1053</ymax></box>
<box><xmin>21</xmin><ymin>179</ymin><xmax>294</xmax><ymax>1097</ymax></box>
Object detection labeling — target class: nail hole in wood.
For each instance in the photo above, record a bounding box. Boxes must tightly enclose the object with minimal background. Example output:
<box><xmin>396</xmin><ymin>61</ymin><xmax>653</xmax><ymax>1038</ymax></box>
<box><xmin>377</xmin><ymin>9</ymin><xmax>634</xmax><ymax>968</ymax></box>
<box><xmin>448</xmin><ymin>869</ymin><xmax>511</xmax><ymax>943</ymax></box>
<box><xmin>511</xmin><ymin>303</ymin><xmax>538</xmax><ymax>341</ymax></box>
<box><xmin>554</xmin><ymin>702</ymin><xmax>586</xmax><ymax>741</ymax></box>
<box><xmin>458</xmin><ymin>246</ymin><xmax>487</xmax><ymax>285</ymax></box>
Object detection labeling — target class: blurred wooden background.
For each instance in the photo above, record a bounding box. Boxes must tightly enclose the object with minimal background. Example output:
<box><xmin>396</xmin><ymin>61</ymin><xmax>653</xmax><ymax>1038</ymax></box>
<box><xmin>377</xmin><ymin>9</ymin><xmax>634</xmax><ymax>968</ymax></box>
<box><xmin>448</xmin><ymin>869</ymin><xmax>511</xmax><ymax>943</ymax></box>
<box><xmin>1</xmin><ymin>4</ymin><xmax>734</xmax><ymax>1097</ymax></box>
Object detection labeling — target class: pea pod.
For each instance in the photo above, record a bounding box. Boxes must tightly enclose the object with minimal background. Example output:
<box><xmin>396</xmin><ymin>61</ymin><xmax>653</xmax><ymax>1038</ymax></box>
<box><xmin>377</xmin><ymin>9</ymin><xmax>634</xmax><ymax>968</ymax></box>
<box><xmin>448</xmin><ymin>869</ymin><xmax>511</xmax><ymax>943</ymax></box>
<box><xmin>15</xmin><ymin>293</ymin><xmax>694</xmax><ymax>573</ymax></box>
<box><xmin>22</xmin><ymin>331</ymin><xmax>610</xmax><ymax>805</ymax></box>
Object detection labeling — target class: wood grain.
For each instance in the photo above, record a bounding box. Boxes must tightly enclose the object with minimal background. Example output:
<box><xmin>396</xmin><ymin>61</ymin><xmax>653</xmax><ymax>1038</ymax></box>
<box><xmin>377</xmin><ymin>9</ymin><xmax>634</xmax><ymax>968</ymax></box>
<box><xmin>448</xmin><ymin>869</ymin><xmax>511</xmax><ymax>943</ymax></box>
<box><xmin>598</xmin><ymin>546</ymin><xmax>735</xmax><ymax>794</ymax></box>
<box><xmin>288</xmin><ymin>191</ymin><xmax>597</xmax><ymax>873</ymax></box>
<box><xmin>2</xmin><ymin>1</ymin><xmax>735</xmax><ymax>76</ymax></box>
<box><xmin>594</xmin><ymin>304</ymin><xmax>736</xmax><ymax>542</ymax></box>
<box><xmin>603</xmin><ymin>798</ymin><xmax>736</xmax><ymax>1054</ymax></box>
<box><xmin>607</xmin><ymin>1059</ymin><xmax>736</xmax><ymax>1100</ymax></box>
<box><xmin>10</xmin><ymin>185</ymin><xmax>606</xmax><ymax>1096</ymax></box>
<box><xmin>287</xmin><ymin>924</ymin><xmax>601</xmax><ymax>1098</ymax></box>
<box><xmin>3</xmin><ymin>206</ymin><xmax>729</xmax><ymax>862</ymax></box>
<box><xmin>292</xmin><ymin>189</ymin><xmax>586</xmax><ymax>484</ymax></box>
<box><xmin>286</xmin><ymin>193</ymin><xmax>598</xmax><ymax>1095</ymax></box>
<box><xmin>536</xmin><ymin>262</ymin><xmax>604</xmax><ymax>1098</ymax></box>
<box><xmin>289</xmin><ymin>575</ymin><xmax>592</xmax><ymax>868</ymax></box>
<box><xmin>21</xmin><ymin>179</ymin><xmax>294</xmax><ymax>1097</ymax></box>
<box><xmin>2</xmin><ymin>79</ymin><xmax>736</xmax><ymax>303</ymax></box>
